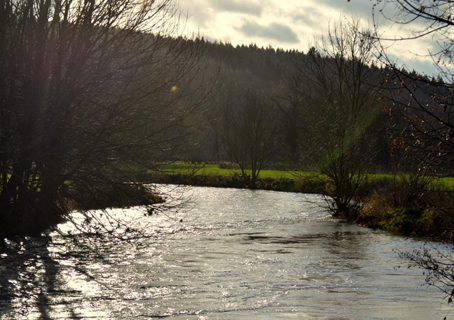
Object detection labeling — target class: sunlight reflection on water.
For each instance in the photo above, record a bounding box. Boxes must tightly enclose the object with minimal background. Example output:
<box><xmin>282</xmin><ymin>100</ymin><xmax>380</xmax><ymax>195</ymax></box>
<box><xmin>0</xmin><ymin>185</ymin><xmax>451</xmax><ymax>319</ymax></box>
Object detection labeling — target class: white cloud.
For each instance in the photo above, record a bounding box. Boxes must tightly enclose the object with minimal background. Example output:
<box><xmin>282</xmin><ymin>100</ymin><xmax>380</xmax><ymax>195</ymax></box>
<box><xmin>211</xmin><ymin>0</ymin><xmax>263</xmax><ymax>16</ymax></box>
<box><xmin>238</xmin><ymin>21</ymin><xmax>299</xmax><ymax>43</ymax></box>
<box><xmin>292</xmin><ymin>7</ymin><xmax>324</xmax><ymax>27</ymax></box>
<box><xmin>179</xmin><ymin>0</ymin><xmax>212</xmax><ymax>28</ymax></box>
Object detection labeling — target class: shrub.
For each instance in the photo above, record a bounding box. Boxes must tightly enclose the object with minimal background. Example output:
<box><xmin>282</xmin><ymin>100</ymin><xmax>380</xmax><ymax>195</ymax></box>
<box><xmin>358</xmin><ymin>177</ymin><xmax>454</xmax><ymax>240</ymax></box>
<box><xmin>217</xmin><ymin>162</ymin><xmax>240</xmax><ymax>169</ymax></box>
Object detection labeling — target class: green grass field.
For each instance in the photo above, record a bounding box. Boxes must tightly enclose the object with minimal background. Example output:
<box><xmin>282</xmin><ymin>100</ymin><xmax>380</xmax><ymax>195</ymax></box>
<box><xmin>152</xmin><ymin>162</ymin><xmax>454</xmax><ymax>191</ymax></box>
<box><xmin>153</xmin><ymin>162</ymin><xmax>315</xmax><ymax>179</ymax></box>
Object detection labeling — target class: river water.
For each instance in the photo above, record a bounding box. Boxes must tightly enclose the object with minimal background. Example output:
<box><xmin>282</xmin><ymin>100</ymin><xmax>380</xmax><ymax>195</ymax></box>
<box><xmin>0</xmin><ymin>185</ymin><xmax>451</xmax><ymax>319</ymax></box>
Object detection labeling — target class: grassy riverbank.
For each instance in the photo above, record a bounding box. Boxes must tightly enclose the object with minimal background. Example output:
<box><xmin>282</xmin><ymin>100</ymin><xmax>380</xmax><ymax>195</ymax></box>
<box><xmin>146</xmin><ymin>162</ymin><xmax>326</xmax><ymax>192</ymax></box>
<box><xmin>148</xmin><ymin>162</ymin><xmax>454</xmax><ymax>191</ymax></box>
<box><xmin>145</xmin><ymin>162</ymin><xmax>454</xmax><ymax>242</ymax></box>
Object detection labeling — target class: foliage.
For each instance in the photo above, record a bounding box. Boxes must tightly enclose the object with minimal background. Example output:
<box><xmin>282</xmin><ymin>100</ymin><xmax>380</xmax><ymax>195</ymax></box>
<box><xmin>69</xmin><ymin>183</ymin><xmax>164</xmax><ymax>211</ymax></box>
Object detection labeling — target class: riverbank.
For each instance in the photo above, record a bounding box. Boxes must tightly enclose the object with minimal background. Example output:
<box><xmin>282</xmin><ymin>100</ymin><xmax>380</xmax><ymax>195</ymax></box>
<box><xmin>144</xmin><ymin>170</ymin><xmax>454</xmax><ymax>242</ymax></box>
<box><xmin>356</xmin><ymin>179</ymin><xmax>454</xmax><ymax>241</ymax></box>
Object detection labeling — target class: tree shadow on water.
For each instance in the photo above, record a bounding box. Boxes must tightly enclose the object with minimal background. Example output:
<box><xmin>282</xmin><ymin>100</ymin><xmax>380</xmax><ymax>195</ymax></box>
<box><xmin>0</xmin><ymin>236</ymin><xmax>83</xmax><ymax>319</ymax></box>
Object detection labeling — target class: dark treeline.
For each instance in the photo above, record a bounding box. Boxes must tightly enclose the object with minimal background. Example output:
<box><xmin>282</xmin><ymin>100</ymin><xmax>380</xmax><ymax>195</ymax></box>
<box><xmin>176</xmin><ymin>30</ymin><xmax>452</xmax><ymax>180</ymax></box>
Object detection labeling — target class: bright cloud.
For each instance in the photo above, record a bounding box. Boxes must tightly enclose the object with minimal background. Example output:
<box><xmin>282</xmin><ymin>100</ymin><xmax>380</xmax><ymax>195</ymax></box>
<box><xmin>211</xmin><ymin>0</ymin><xmax>263</xmax><ymax>16</ymax></box>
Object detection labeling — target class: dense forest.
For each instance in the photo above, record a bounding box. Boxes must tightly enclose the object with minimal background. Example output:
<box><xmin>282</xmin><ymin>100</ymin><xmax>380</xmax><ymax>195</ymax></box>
<box><xmin>166</xmin><ymin>34</ymin><xmax>443</xmax><ymax>182</ymax></box>
<box><xmin>174</xmin><ymin>37</ymin><xmax>393</xmax><ymax>171</ymax></box>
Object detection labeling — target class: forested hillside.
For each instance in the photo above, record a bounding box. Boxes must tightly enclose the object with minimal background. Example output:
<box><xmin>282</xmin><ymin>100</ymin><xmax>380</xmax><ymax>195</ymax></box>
<box><xmin>174</xmin><ymin>36</ymin><xmax>394</xmax><ymax>175</ymax></box>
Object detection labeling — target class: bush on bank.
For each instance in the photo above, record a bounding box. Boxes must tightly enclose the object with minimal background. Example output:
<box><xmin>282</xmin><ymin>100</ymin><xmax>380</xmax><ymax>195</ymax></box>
<box><xmin>69</xmin><ymin>183</ymin><xmax>164</xmax><ymax>211</ymax></box>
<box><xmin>356</xmin><ymin>177</ymin><xmax>454</xmax><ymax>241</ymax></box>
<box><xmin>0</xmin><ymin>183</ymin><xmax>164</xmax><ymax>237</ymax></box>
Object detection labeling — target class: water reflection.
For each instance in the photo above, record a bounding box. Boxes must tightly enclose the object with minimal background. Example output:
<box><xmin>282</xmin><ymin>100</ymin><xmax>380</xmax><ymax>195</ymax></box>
<box><xmin>0</xmin><ymin>238</ymin><xmax>72</xmax><ymax>319</ymax></box>
<box><xmin>0</xmin><ymin>186</ymin><xmax>450</xmax><ymax>319</ymax></box>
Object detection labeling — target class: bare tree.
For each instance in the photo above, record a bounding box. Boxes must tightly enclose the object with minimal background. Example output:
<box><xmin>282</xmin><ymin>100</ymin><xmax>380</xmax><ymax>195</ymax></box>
<box><xmin>0</xmin><ymin>0</ymin><xmax>209</xmax><ymax>236</ymax></box>
<box><xmin>294</xmin><ymin>20</ymin><xmax>382</xmax><ymax>217</ymax></box>
<box><xmin>272</xmin><ymin>70</ymin><xmax>307</xmax><ymax>165</ymax></box>
<box><xmin>372</xmin><ymin>0</ymin><xmax>454</xmax><ymax>173</ymax></box>
<box><xmin>369</xmin><ymin>0</ymin><xmax>454</xmax><ymax>305</ymax></box>
<box><xmin>217</xmin><ymin>87</ymin><xmax>277</xmax><ymax>189</ymax></box>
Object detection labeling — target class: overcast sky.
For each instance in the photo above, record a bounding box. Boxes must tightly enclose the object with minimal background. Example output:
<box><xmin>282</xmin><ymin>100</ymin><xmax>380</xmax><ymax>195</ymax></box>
<box><xmin>178</xmin><ymin>0</ymin><xmax>438</xmax><ymax>75</ymax></box>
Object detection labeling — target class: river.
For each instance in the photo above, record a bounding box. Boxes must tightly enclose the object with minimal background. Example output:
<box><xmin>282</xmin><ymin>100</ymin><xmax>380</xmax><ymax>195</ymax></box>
<box><xmin>0</xmin><ymin>185</ymin><xmax>450</xmax><ymax>319</ymax></box>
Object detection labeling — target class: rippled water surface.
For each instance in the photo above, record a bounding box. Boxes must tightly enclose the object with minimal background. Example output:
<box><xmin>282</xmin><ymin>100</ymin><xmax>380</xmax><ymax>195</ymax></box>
<box><xmin>0</xmin><ymin>186</ymin><xmax>451</xmax><ymax>319</ymax></box>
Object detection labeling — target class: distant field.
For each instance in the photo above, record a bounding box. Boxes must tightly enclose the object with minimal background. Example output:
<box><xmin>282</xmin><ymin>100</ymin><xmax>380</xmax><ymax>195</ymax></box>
<box><xmin>151</xmin><ymin>162</ymin><xmax>454</xmax><ymax>191</ymax></box>
<box><xmin>153</xmin><ymin>162</ymin><xmax>313</xmax><ymax>179</ymax></box>
<box><xmin>435</xmin><ymin>176</ymin><xmax>454</xmax><ymax>190</ymax></box>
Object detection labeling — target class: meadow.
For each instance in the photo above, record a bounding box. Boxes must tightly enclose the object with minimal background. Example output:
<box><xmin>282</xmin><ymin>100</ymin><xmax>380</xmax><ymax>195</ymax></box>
<box><xmin>152</xmin><ymin>162</ymin><xmax>454</xmax><ymax>191</ymax></box>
